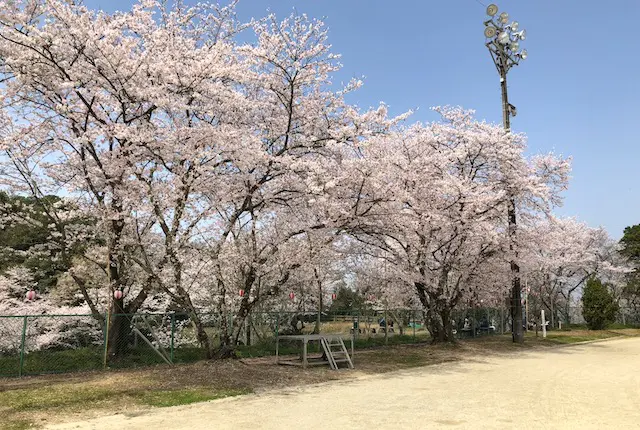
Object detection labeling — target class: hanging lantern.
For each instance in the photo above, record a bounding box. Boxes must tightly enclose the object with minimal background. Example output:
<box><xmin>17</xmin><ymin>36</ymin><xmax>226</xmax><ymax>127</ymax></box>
<box><xmin>239</xmin><ymin>289</ymin><xmax>245</xmax><ymax>297</ymax></box>
<box><xmin>331</xmin><ymin>293</ymin><xmax>337</xmax><ymax>300</ymax></box>
<box><xmin>289</xmin><ymin>292</ymin><xmax>295</xmax><ymax>300</ymax></box>
<box><xmin>26</xmin><ymin>290</ymin><xmax>36</xmax><ymax>301</ymax></box>
<box><xmin>369</xmin><ymin>295</ymin><xmax>375</xmax><ymax>301</ymax></box>
<box><xmin>113</xmin><ymin>289</ymin><xmax>123</xmax><ymax>300</ymax></box>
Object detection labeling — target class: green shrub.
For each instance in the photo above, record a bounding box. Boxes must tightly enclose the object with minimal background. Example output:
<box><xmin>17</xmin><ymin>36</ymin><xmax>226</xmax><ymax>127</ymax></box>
<box><xmin>582</xmin><ymin>277</ymin><xmax>619</xmax><ymax>330</ymax></box>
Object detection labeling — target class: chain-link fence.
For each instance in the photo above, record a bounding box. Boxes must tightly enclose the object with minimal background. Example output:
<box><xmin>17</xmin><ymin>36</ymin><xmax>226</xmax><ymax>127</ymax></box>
<box><xmin>0</xmin><ymin>314</ymin><xmax>104</xmax><ymax>377</ymax></box>
<box><xmin>0</xmin><ymin>307</ymin><xmax>490</xmax><ymax>377</ymax></box>
<box><xmin>520</xmin><ymin>305</ymin><xmax>640</xmax><ymax>330</ymax></box>
<box><xmin>3</xmin><ymin>304</ymin><xmax>638</xmax><ymax>377</ymax></box>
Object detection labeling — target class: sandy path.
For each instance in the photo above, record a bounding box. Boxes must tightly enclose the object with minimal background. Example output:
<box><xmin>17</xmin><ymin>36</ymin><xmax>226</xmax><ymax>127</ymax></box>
<box><xmin>48</xmin><ymin>338</ymin><xmax>640</xmax><ymax>430</ymax></box>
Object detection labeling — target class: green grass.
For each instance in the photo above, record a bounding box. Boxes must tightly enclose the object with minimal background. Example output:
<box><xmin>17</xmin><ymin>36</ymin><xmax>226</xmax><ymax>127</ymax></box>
<box><xmin>0</xmin><ymin>383</ymin><xmax>252</xmax><ymax>429</ymax></box>
<box><xmin>4</xmin><ymin>387</ymin><xmax>114</xmax><ymax>412</ymax></box>
<box><xmin>544</xmin><ymin>336</ymin><xmax>603</xmax><ymax>344</ymax></box>
<box><xmin>1</xmin><ymin>385</ymin><xmax>250</xmax><ymax>411</ymax></box>
<box><xmin>524</xmin><ymin>328</ymin><xmax>630</xmax><ymax>345</ymax></box>
<box><xmin>1</xmin><ymin>419</ymin><xmax>36</xmax><ymax>430</ymax></box>
<box><xmin>2</xmin><ymin>326</ymin><xmax>634</xmax><ymax>377</ymax></box>
<box><xmin>137</xmin><ymin>388</ymin><xmax>251</xmax><ymax>407</ymax></box>
<box><xmin>563</xmin><ymin>323</ymin><xmax>640</xmax><ymax>331</ymax></box>
<box><xmin>543</xmin><ymin>332</ymin><xmax>621</xmax><ymax>344</ymax></box>
<box><xmin>0</xmin><ymin>345</ymin><xmax>208</xmax><ymax>377</ymax></box>
<box><xmin>0</xmin><ymin>346</ymin><xmax>103</xmax><ymax>377</ymax></box>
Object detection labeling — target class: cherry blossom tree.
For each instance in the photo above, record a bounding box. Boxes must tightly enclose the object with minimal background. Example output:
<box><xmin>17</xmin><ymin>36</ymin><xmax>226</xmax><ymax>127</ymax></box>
<box><xmin>0</xmin><ymin>0</ymin><xmax>252</xmax><ymax>357</ymax></box>
<box><xmin>3</xmin><ymin>0</ymin><xmax>614</xmax><ymax>360</ymax></box>
<box><xmin>520</xmin><ymin>217</ymin><xmax>629</xmax><ymax>327</ymax></box>
<box><xmin>340</xmin><ymin>107</ymin><xmax>570</xmax><ymax>342</ymax></box>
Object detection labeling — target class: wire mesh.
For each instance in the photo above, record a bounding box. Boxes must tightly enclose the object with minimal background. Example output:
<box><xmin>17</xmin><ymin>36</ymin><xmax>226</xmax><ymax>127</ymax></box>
<box><xmin>1</xmin><ymin>305</ymin><xmax>638</xmax><ymax>377</ymax></box>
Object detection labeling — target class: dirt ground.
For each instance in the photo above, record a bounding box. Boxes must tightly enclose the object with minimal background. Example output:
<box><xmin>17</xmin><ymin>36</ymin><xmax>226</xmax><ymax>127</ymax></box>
<box><xmin>45</xmin><ymin>337</ymin><xmax>640</xmax><ymax>430</ymax></box>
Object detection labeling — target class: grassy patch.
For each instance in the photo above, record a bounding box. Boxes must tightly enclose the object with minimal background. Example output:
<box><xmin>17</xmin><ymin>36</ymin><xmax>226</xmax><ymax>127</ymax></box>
<box><xmin>525</xmin><ymin>328</ymin><xmax>637</xmax><ymax>345</ymax></box>
<box><xmin>2</xmin><ymin>418</ymin><xmax>37</xmax><ymax>430</ymax></box>
<box><xmin>0</xmin><ymin>345</ymin><xmax>208</xmax><ymax>378</ymax></box>
<box><xmin>0</xmin><ymin>347</ymin><xmax>103</xmax><ymax>377</ymax></box>
<box><xmin>137</xmin><ymin>388</ymin><xmax>251</xmax><ymax>407</ymax></box>
<box><xmin>2</xmin><ymin>327</ymin><xmax>638</xmax><ymax>428</ymax></box>
<box><xmin>544</xmin><ymin>336</ymin><xmax>602</xmax><ymax>344</ymax></box>
<box><xmin>0</xmin><ymin>377</ymin><xmax>253</xmax><ymax>429</ymax></box>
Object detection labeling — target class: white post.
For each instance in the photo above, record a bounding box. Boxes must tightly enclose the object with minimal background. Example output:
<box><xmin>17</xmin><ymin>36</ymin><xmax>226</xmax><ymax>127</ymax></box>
<box><xmin>558</xmin><ymin>321</ymin><xmax>562</xmax><ymax>330</ymax></box>
<box><xmin>524</xmin><ymin>277</ymin><xmax>528</xmax><ymax>332</ymax></box>
<box><xmin>541</xmin><ymin>309</ymin><xmax>547</xmax><ymax>338</ymax></box>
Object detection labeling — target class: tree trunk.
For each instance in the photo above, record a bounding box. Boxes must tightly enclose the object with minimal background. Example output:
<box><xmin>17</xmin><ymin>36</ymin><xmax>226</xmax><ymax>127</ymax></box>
<box><xmin>107</xmin><ymin>297</ymin><xmax>130</xmax><ymax>358</ymax></box>
<box><xmin>415</xmin><ymin>282</ymin><xmax>457</xmax><ymax>344</ymax></box>
<box><xmin>192</xmin><ymin>312</ymin><xmax>212</xmax><ymax>359</ymax></box>
<box><xmin>424</xmin><ymin>303</ymin><xmax>457</xmax><ymax>343</ymax></box>
<box><xmin>214</xmin><ymin>298</ymin><xmax>252</xmax><ymax>359</ymax></box>
<box><xmin>440</xmin><ymin>308</ymin><xmax>454</xmax><ymax>341</ymax></box>
<box><xmin>314</xmin><ymin>268</ymin><xmax>322</xmax><ymax>334</ymax></box>
<box><xmin>106</xmin><ymin>218</ymin><xmax>128</xmax><ymax>359</ymax></box>
<box><xmin>511</xmin><ymin>278</ymin><xmax>524</xmax><ymax>344</ymax></box>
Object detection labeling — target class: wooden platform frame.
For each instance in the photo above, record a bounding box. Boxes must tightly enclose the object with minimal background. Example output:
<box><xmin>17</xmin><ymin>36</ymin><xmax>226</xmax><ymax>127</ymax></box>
<box><xmin>276</xmin><ymin>334</ymin><xmax>354</xmax><ymax>369</ymax></box>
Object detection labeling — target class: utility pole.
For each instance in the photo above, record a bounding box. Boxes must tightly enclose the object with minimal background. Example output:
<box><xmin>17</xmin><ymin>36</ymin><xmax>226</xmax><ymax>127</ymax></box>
<box><xmin>483</xmin><ymin>4</ymin><xmax>528</xmax><ymax>343</ymax></box>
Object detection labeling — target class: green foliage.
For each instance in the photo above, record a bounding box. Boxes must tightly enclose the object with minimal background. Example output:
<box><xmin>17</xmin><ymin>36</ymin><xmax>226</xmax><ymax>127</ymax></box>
<box><xmin>620</xmin><ymin>224</ymin><xmax>640</xmax><ymax>264</ymax></box>
<box><xmin>0</xmin><ymin>192</ymin><xmax>96</xmax><ymax>290</ymax></box>
<box><xmin>138</xmin><ymin>388</ymin><xmax>251</xmax><ymax>407</ymax></box>
<box><xmin>581</xmin><ymin>277</ymin><xmax>619</xmax><ymax>330</ymax></box>
<box><xmin>0</xmin><ymin>382</ymin><xmax>249</xmax><ymax>429</ymax></box>
<box><xmin>328</xmin><ymin>285</ymin><xmax>365</xmax><ymax>313</ymax></box>
<box><xmin>2</xmin><ymin>418</ymin><xmax>36</xmax><ymax>430</ymax></box>
<box><xmin>0</xmin><ymin>346</ymin><xmax>208</xmax><ymax>377</ymax></box>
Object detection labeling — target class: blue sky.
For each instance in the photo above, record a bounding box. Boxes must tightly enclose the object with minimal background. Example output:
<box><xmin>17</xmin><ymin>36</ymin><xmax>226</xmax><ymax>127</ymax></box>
<box><xmin>87</xmin><ymin>0</ymin><xmax>640</xmax><ymax>238</ymax></box>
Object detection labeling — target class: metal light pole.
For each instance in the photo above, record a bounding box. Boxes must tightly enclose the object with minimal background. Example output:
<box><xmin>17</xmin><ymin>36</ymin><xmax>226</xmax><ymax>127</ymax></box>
<box><xmin>483</xmin><ymin>4</ymin><xmax>528</xmax><ymax>343</ymax></box>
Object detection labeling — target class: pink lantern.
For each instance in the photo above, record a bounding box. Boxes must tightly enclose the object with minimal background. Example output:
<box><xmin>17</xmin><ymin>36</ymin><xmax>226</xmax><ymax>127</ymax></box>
<box><xmin>289</xmin><ymin>292</ymin><xmax>295</xmax><ymax>300</ymax></box>
<box><xmin>26</xmin><ymin>290</ymin><xmax>36</xmax><ymax>301</ymax></box>
<box><xmin>239</xmin><ymin>289</ymin><xmax>245</xmax><ymax>297</ymax></box>
<box><xmin>331</xmin><ymin>293</ymin><xmax>337</xmax><ymax>300</ymax></box>
<box><xmin>113</xmin><ymin>289</ymin><xmax>123</xmax><ymax>300</ymax></box>
<box><xmin>369</xmin><ymin>295</ymin><xmax>375</xmax><ymax>301</ymax></box>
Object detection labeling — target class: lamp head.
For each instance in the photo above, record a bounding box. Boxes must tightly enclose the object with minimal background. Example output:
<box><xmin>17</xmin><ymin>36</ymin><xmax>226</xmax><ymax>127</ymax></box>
<box><xmin>487</xmin><ymin>4</ymin><xmax>499</xmax><ymax>17</ymax></box>
<box><xmin>484</xmin><ymin>26</ymin><xmax>497</xmax><ymax>39</ymax></box>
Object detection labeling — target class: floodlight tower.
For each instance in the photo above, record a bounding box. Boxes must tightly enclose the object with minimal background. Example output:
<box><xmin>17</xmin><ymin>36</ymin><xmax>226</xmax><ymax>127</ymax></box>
<box><xmin>483</xmin><ymin>4</ymin><xmax>528</xmax><ymax>343</ymax></box>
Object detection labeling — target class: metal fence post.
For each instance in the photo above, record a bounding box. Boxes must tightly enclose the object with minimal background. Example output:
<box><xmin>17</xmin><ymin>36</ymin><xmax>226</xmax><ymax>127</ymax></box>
<box><xmin>471</xmin><ymin>308</ymin><xmax>476</xmax><ymax>338</ymax></box>
<box><xmin>170</xmin><ymin>313</ymin><xmax>176</xmax><ymax>362</ymax></box>
<box><xmin>19</xmin><ymin>316</ymin><xmax>28</xmax><ymax>377</ymax></box>
<box><xmin>103</xmin><ymin>312</ymin><xmax>109</xmax><ymax>369</ymax></box>
<box><xmin>384</xmin><ymin>307</ymin><xmax>388</xmax><ymax>345</ymax></box>
<box><xmin>412</xmin><ymin>311</ymin><xmax>416</xmax><ymax>340</ymax></box>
